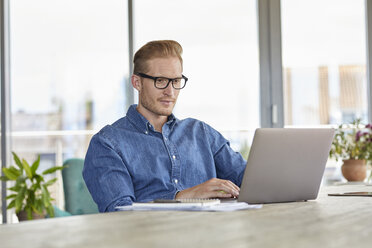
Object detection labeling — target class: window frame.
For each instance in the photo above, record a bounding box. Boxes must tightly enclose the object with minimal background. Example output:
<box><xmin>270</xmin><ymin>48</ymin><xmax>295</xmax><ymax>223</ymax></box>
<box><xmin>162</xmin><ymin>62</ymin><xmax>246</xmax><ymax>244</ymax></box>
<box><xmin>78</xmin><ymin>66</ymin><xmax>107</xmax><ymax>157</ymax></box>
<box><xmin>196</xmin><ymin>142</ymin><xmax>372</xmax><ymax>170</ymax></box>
<box><xmin>2</xmin><ymin>0</ymin><xmax>372</xmax><ymax>223</ymax></box>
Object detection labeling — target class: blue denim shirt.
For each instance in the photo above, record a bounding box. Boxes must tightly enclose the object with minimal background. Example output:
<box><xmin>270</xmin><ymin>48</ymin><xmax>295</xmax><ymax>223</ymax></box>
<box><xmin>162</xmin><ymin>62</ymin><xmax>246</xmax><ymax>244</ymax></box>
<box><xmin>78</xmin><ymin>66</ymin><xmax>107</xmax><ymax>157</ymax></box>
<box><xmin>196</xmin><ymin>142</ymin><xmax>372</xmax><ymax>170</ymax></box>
<box><xmin>83</xmin><ymin>104</ymin><xmax>246</xmax><ymax>212</ymax></box>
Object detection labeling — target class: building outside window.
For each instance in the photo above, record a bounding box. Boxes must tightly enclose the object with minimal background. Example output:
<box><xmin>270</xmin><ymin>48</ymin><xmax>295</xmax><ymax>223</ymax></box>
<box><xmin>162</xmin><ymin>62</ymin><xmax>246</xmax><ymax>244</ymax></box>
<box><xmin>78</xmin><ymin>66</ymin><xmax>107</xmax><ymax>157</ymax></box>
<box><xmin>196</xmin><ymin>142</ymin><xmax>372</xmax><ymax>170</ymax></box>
<box><xmin>281</xmin><ymin>0</ymin><xmax>367</xmax><ymax>126</ymax></box>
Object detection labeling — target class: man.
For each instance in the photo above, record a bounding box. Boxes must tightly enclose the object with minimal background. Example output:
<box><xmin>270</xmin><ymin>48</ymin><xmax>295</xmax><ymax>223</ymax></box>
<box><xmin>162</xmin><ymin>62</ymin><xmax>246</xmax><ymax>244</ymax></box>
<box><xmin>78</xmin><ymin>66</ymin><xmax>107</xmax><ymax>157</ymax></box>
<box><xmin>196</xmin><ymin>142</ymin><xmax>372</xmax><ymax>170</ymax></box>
<box><xmin>83</xmin><ymin>40</ymin><xmax>246</xmax><ymax>212</ymax></box>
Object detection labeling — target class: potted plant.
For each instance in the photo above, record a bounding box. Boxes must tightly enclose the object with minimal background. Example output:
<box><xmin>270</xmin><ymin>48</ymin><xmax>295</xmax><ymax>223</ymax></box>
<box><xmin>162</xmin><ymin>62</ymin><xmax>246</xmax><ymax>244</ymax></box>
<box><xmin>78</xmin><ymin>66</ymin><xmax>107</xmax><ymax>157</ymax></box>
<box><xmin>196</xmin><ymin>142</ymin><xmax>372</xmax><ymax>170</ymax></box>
<box><xmin>329</xmin><ymin>119</ymin><xmax>372</xmax><ymax>182</ymax></box>
<box><xmin>0</xmin><ymin>152</ymin><xmax>65</xmax><ymax>220</ymax></box>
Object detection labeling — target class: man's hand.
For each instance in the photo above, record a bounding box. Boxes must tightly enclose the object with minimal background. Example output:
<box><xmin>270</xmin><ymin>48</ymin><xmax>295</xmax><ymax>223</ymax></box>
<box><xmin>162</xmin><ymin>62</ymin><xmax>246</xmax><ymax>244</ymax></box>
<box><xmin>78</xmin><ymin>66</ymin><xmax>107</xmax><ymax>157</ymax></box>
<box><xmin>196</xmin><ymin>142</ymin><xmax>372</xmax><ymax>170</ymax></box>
<box><xmin>175</xmin><ymin>178</ymin><xmax>240</xmax><ymax>199</ymax></box>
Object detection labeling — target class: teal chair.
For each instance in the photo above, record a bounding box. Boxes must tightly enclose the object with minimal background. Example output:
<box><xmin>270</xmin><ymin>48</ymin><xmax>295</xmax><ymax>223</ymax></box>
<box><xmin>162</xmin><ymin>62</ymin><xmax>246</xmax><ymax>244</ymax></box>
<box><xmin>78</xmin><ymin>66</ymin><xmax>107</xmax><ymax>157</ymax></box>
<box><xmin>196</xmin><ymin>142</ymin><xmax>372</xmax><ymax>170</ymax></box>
<box><xmin>54</xmin><ymin>158</ymin><xmax>99</xmax><ymax>217</ymax></box>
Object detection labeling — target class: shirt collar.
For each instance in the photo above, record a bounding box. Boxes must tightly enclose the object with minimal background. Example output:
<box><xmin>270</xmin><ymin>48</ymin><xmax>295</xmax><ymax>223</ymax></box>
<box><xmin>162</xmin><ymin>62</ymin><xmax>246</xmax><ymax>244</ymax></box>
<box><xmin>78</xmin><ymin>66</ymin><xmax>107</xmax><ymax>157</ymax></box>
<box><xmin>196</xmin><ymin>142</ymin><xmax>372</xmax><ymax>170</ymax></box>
<box><xmin>166</xmin><ymin>113</ymin><xmax>177</xmax><ymax>132</ymax></box>
<box><xmin>126</xmin><ymin>104</ymin><xmax>178</xmax><ymax>133</ymax></box>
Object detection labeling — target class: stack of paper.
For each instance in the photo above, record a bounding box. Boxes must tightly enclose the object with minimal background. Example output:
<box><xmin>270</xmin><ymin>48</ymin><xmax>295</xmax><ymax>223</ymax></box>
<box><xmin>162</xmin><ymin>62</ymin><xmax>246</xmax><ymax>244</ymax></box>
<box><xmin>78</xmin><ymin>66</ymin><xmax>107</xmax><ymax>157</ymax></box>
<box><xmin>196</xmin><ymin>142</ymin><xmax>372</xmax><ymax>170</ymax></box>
<box><xmin>115</xmin><ymin>199</ymin><xmax>262</xmax><ymax>212</ymax></box>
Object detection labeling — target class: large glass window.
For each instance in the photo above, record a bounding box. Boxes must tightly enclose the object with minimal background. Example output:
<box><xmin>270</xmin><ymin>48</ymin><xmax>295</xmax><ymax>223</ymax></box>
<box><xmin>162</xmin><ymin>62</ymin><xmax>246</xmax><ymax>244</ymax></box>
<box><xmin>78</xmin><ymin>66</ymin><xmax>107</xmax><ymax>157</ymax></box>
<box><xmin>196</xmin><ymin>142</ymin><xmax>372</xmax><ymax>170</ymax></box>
<box><xmin>281</xmin><ymin>0</ymin><xmax>368</xmax><ymax>185</ymax></box>
<box><xmin>9</xmin><ymin>0</ymin><xmax>128</xmax><ymax>218</ymax></box>
<box><xmin>134</xmin><ymin>0</ymin><xmax>260</xmax><ymax>156</ymax></box>
<box><xmin>11</xmin><ymin>0</ymin><xmax>128</xmax><ymax>158</ymax></box>
<box><xmin>281</xmin><ymin>0</ymin><xmax>367</xmax><ymax>126</ymax></box>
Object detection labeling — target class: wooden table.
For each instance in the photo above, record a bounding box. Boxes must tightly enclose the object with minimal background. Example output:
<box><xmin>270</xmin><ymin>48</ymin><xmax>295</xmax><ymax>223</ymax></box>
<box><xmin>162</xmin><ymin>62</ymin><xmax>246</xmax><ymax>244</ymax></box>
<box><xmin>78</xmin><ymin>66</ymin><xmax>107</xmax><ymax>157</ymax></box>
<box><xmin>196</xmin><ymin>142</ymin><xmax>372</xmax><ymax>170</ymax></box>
<box><xmin>1</xmin><ymin>185</ymin><xmax>371</xmax><ymax>248</ymax></box>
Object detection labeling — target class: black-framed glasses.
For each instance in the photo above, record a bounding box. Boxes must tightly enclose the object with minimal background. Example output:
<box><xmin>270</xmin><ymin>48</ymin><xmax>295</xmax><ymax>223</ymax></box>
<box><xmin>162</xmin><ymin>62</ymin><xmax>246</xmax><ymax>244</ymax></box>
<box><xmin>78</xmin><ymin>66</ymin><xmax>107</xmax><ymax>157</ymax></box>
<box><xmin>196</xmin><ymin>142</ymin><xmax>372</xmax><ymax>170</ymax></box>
<box><xmin>135</xmin><ymin>72</ymin><xmax>188</xmax><ymax>90</ymax></box>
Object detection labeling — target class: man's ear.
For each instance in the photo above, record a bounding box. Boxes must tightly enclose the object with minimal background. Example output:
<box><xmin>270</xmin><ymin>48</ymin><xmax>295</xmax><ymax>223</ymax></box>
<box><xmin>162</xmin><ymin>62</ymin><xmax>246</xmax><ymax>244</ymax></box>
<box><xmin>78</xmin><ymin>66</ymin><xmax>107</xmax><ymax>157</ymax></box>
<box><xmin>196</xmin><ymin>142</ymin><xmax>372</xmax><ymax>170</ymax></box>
<box><xmin>131</xmin><ymin>74</ymin><xmax>142</xmax><ymax>91</ymax></box>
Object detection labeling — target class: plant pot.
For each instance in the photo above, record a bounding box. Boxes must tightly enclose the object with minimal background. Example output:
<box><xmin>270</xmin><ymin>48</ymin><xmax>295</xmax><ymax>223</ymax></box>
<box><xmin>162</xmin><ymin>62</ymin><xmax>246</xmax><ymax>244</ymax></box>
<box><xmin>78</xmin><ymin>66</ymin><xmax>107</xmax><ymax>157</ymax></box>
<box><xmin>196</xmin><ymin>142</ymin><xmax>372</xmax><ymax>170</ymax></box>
<box><xmin>341</xmin><ymin>159</ymin><xmax>366</xmax><ymax>182</ymax></box>
<box><xmin>16</xmin><ymin>210</ymin><xmax>45</xmax><ymax>221</ymax></box>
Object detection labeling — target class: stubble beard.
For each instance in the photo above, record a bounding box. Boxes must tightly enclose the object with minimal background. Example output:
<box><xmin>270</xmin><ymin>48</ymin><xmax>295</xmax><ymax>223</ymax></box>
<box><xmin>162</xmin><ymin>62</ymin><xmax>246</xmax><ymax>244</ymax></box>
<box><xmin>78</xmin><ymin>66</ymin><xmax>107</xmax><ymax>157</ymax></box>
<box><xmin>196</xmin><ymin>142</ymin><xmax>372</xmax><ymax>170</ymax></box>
<box><xmin>139</xmin><ymin>89</ymin><xmax>175</xmax><ymax>117</ymax></box>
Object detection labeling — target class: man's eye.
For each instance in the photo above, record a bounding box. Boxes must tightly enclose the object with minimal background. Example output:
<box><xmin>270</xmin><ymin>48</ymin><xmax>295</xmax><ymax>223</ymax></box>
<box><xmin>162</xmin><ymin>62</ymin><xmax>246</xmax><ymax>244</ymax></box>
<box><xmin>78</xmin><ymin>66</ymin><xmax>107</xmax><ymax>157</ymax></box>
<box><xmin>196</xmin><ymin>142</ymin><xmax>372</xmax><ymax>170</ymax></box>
<box><xmin>156</xmin><ymin>78</ymin><xmax>168</xmax><ymax>85</ymax></box>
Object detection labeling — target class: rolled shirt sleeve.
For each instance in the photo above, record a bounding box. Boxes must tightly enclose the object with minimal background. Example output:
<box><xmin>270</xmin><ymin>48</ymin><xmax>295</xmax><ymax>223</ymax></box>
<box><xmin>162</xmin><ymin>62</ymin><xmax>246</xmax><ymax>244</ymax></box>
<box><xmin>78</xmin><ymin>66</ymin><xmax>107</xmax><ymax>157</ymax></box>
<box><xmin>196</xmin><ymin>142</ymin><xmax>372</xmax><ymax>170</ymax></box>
<box><xmin>83</xmin><ymin>131</ymin><xmax>135</xmax><ymax>212</ymax></box>
<box><xmin>203</xmin><ymin>122</ymin><xmax>247</xmax><ymax>187</ymax></box>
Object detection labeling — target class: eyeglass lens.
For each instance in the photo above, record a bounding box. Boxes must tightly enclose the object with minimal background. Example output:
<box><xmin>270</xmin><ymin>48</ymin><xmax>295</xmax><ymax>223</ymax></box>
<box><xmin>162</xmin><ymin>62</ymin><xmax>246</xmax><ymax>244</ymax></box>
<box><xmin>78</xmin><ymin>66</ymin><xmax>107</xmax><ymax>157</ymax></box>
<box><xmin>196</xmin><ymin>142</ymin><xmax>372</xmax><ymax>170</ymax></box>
<box><xmin>155</xmin><ymin>77</ymin><xmax>186</xmax><ymax>89</ymax></box>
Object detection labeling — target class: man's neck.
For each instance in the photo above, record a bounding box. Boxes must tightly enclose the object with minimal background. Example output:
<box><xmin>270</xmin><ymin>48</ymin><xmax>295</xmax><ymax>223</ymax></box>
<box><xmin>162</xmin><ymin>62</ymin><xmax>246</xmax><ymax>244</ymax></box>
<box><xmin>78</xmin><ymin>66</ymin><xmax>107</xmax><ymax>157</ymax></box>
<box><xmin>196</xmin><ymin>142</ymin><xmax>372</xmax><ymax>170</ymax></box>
<box><xmin>150</xmin><ymin>117</ymin><xmax>168</xmax><ymax>133</ymax></box>
<box><xmin>136</xmin><ymin>105</ymin><xmax>168</xmax><ymax>132</ymax></box>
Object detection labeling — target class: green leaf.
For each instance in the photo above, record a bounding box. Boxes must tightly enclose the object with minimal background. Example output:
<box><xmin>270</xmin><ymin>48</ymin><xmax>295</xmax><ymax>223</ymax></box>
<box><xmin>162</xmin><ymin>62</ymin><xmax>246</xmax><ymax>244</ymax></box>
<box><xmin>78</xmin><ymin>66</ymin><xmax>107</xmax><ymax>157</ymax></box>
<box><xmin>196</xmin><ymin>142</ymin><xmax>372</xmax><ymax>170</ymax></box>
<box><xmin>27</xmin><ymin>189</ymin><xmax>35</xmax><ymax>205</ymax></box>
<box><xmin>6</xmin><ymin>194</ymin><xmax>17</xmax><ymax>200</ymax></box>
<box><xmin>41</xmin><ymin>185</ymin><xmax>51</xmax><ymax>207</ymax></box>
<box><xmin>8</xmin><ymin>186</ymin><xmax>19</xmax><ymax>192</ymax></box>
<box><xmin>16</xmin><ymin>175</ymin><xmax>26</xmax><ymax>184</ymax></box>
<box><xmin>35</xmin><ymin>199</ymin><xmax>44</xmax><ymax>214</ymax></box>
<box><xmin>30</xmin><ymin>182</ymin><xmax>40</xmax><ymax>192</ymax></box>
<box><xmin>31</xmin><ymin>155</ymin><xmax>40</xmax><ymax>176</ymax></box>
<box><xmin>22</xmin><ymin>159</ymin><xmax>33</xmax><ymax>179</ymax></box>
<box><xmin>7</xmin><ymin>199</ymin><xmax>16</xmax><ymax>209</ymax></box>
<box><xmin>42</xmin><ymin>166</ymin><xmax>65</xmax><ymax>175</ymax></box>
<box><xmin>44</xmin><ymin>178</ymin><xmax>57</xmax><ymax>187</ymax></box>
<box><xmin>8</xmin><ymin>176</ymin><xmax>26</xmax><ymax>192</ymax></box>
<box><xmin>30</xmin><ymin>200</ymin><xmax>43</xmax><ymax>216</ymax></box>
<box><xmin>25</xmin><ymin>206</ymin><xmax>33</xmax><ymax>220</ymax></box>
<box><xmin>34</xmin><ymin>174</ymin><xmax>44</xmax><ymax>184</ymax></box>
<box><xmin>0</xmin><ymin>176</ymin><xmax>9</xmax><ymax>181</ymax></box>
<box><xmin>46</xmin><ymin>204</ymin><xmax>54</xmax><ymax>218</ymax></box>
<box><xmin>15</xmin><ymin>186</ymin><xmax>27</xmax><ymax>212</ymax></box>
<box><xmin>2</xmin><ymin>166</ymin><xmax>21</xmax><ymax>180</ymax></box>
<box><xmin>12</xmin><ymin>152</ymin><xmax>23</xmax><ymax>171</ymax></box>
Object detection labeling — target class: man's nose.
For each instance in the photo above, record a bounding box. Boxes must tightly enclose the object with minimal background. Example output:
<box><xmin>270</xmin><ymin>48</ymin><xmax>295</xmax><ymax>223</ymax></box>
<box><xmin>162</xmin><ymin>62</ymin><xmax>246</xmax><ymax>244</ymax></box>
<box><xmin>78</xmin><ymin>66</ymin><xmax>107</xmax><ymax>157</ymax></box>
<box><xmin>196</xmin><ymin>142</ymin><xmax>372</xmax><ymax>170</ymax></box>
<box><xmin>163</xmin><ymin>81</ymin><xmax>175</xmax><ymax>96</ymax></box>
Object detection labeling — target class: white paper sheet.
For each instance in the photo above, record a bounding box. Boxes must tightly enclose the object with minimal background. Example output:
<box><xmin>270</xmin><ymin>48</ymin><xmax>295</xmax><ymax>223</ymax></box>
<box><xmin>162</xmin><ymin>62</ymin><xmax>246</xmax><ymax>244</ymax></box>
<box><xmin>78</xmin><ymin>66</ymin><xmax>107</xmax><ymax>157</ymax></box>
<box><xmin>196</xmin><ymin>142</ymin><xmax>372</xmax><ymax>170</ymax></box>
<box><xmin>115</xmin><ymin>202</ymin><xmax>262</xmax><ymax>212</ymax></box>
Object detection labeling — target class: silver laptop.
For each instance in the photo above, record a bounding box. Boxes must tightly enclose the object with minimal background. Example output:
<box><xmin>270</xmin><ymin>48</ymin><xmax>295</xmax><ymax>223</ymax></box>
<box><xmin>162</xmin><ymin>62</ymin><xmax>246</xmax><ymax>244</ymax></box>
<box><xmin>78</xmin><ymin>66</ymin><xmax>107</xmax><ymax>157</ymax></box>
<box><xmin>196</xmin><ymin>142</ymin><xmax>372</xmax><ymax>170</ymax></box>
<box><xmin>237</xmin><ymin>128</ymin><xmax>334</xmax><ymax>204</ymax></box>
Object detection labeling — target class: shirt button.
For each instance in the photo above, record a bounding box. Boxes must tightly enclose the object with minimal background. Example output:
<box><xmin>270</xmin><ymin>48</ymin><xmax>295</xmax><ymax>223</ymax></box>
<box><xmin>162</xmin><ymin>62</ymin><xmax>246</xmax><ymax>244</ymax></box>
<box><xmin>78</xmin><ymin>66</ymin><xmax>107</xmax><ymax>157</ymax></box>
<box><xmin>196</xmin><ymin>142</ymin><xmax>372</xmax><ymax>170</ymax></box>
<box><xmin>145</xmin><ymin>131</ymin><xmax>148</xmax><ymax>134</ymax></box>
<box><xmin>174</xmin><ymin>179</ymin><xmax>178</xmax><ymax>184</ymax></box>
<box><xmin>164</xmin><ymin>136</ymin><xmax>167</xmax><ymax>140</ymax></box>
<box><xmin>172</xmin><ymin>155</ymin><xmax>176</xmax><ymax>160</ymax></box>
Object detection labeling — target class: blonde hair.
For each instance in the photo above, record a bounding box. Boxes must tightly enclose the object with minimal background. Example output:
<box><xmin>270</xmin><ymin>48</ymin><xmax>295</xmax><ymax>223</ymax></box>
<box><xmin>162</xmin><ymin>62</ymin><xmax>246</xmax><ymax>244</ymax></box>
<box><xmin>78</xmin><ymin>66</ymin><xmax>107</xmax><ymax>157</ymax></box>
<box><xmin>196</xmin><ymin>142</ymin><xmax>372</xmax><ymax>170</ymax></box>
<box><xmin>133</xmin><ymin>40</ymin><xmax>183</xmax><ymax>74</ymax></box>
